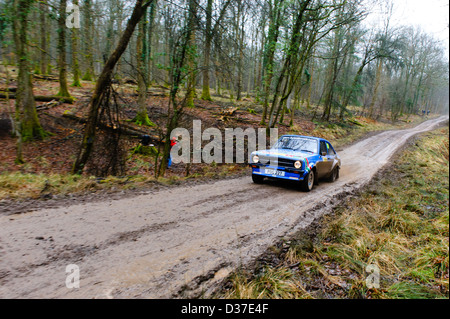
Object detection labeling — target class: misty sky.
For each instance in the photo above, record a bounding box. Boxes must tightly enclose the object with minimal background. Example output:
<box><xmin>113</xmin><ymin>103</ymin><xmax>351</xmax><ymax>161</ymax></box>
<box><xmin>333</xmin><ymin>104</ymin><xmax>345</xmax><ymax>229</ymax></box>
<box><xmin>366</xmin><ymin>0</ymin><xmax>449</xmax><ymax>59</ymax></box>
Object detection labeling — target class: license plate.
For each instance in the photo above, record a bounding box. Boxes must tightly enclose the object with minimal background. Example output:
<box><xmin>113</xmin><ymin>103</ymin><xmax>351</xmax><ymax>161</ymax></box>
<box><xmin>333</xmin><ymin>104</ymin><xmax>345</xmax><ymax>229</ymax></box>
<box><xmin>265</xmin><ymin>169</ymin><xmax>285</xmax><ymax>176</ymax></box>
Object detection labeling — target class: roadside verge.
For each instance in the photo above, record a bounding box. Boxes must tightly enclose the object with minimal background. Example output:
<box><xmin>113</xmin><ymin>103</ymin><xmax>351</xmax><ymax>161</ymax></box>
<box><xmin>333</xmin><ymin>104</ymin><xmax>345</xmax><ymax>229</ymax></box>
<box><xmin>217</xmin><ymin>125</ymin><xmax>449</xmax><ymax>299</ymax></box>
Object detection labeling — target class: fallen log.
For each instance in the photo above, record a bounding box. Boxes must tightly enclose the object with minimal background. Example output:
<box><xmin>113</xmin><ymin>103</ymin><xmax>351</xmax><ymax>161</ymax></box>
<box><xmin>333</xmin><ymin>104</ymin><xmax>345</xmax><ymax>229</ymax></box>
<box><xmin>219</xmin><ymin>107</ymin><xmax>239</xmax><ymax>117</ymax></box>
<box><xmin>0</xmin><ymin>87</ymin><xmax>17</xmax><ymax>93</ymax></box>
<box><xmin>346</xmin><ymin>118</ymin><xmax>364</xmax><ymax>127</ymax></box>
<box><xmin>127</xmin><ymin>90</ymin><xmax>168</xmax><ymax>97</ymax></box>
<box><xmin>0</xmin><ymin>93</ymin><xmax>74</xmax><ymax>104</ymax></box>
<box><xmin>62</xmin><ymin>112</ymin><xmax>164</xmax><ymax>142</ymax></box>
<box><xmin>33</xmin><ymin>74</ymin><xmax>59</xmax><ymax>81</ymax></box>
<box><xmin>147</xmin><ymin>90</ymin><xmax>168</xmax><ymax>97</ymax></box>
<box><xmin>36</xmin><ymin>100</ymin><xmax>62</xmax><ymax>111</ymax></box>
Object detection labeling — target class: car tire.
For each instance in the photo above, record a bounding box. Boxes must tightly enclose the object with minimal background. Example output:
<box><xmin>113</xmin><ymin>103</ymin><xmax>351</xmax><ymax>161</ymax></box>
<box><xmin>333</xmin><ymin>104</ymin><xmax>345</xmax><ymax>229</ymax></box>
<box><xmin>252</xmin><ymin>174</ymin><xmax>264</xmax><ymax>184</ymax></box>
<box><xmin>300</xmin><ymin>170</ymin><xmax>314</xmax><ymax>192</ymax></box>
<box><xmin>328</xmin><ymin>166</ymin><xmax>339</xmax><ymax>182</ymax></box>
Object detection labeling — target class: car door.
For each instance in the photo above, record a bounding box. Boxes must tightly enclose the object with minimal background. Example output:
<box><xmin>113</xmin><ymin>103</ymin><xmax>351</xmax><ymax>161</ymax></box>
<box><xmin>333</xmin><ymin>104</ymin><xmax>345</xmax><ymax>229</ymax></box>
<box><xmin>325</xmin><ymin>141</ymin><xmax>337</xmax><ymax>173</ymax></box>
<box><xmin>316</xmin><ymin>141</ymin><xmax>333</xmax><ymax>178</ymax></box>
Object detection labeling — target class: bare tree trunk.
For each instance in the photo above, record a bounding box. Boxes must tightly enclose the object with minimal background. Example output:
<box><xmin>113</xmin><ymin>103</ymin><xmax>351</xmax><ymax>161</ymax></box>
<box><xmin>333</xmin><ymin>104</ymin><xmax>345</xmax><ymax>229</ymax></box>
<box><xmin>39</xmin><ymin>0</ymin><xmax>48</xmax><ymax>75</ymax></box>
<box><xmin>157</xmin><ymin>0</ymin><xmax>197</xmax><ymax>177</ymax></box>
<box><xmin>321</xmin><ymin>29</ymin><xmax>340</xmax><ymax>122</ymax></box>
<box><xmin>236</xmin><ymin>12</ymin><xmax>245</xmax><ymax>101</ymax></box>
<box><xmin>267</xmin><ymin>0</ymin><xmax>312</xmax><ymax>128</ymax></box>
<box><xmin>246</xmin><ymin>27</ymin><xmax>256</xmax><ymax>98</ymax></box>
<box><xmin>3</xmin><ymin>59</ymin><xmax>24</xmax><ymax>163</ymax></box>
<box><xmin>71</xmin><ymin>0</ymin><xmax>82</xmax><ymax>87</ymax></box>
<box><xmin>73</xmin><ymin>0</ymin><xmax>154</xmax><ymax>175</ymax></box>
<box><xmin>368</xmin><ymin>58</ymin><xmax>382</xmax><ymax>118</ymax></box>
<box><xmin>306</xmin><ymin>54</ymin><xmax>315</xmax><ymax>109</ymax></box>
<box><xmin>185</xmin><ymin>6</ymin><xmax>197</xmax><ymax>109</ymax></box>
<box><xmin>57</xmin><ymin>0</ymin><xmax>71</xmax><ymax>97</ymax></box>
<box><xmin>201</xmin><ymin>0</ymin><xmax>213</xmax><ymax>101</ymax></box>
<box><xmin>146</xmin><ymin>0</ymin><xmax>157</xmax><ymax>84</ymax></box>
<box><xmin>201</xmin><ymin>0</ymin><xmax>231</xmax><ymax>101</ymax></box>
<box><xmin>290</xmin><ymin>84</ymin><xmax>298</xmax><ymax>127</ymax></box>
<box><xmin>261</xmin><ymin>0</ymin><xmax>283</xmax><ymax>125</ymax></box>
<box><xmin>135</xmin><ymin>7</ymin><xmax>153</xmax><ymax>126</ymax></box>
<box><xmin>254</xmin><ymin>26</ymin><xmax>264</xmax><ymax>102</ymax></box>
<box><xmin>82</xmin><ymin>0</ymin><xmax>95</xmax><ymax>81</ymax></box>
<box><xmin>12</xmin><ymin>0</ymin><xmax>46</xmax><ymax>142</ymax></box>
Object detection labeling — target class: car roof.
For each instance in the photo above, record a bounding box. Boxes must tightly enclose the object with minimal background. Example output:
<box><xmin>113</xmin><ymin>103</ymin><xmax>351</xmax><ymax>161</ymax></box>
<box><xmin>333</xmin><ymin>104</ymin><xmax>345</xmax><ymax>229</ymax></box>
<box><xmin>280</xmin><ymin>135</ymin><xmax>330</xmax><ymax>143</ymax></box>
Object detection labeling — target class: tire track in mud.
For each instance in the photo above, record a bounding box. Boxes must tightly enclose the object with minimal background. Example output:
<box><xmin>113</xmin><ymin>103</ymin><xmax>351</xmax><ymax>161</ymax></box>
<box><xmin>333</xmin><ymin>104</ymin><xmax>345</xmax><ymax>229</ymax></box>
<box><xmin>0</xmin><ymin>221</ymin><xmax>178</xmax><ymax>286</ymax></box>
<box><xmin>0</xmin><ymin>116</ymin><xmax>448</xmax><ymax>299</ymax></box>
<box><xmin>0</xmin><ymin>180</ymin><xmax>284</xmax><ymax>298</ymax></box>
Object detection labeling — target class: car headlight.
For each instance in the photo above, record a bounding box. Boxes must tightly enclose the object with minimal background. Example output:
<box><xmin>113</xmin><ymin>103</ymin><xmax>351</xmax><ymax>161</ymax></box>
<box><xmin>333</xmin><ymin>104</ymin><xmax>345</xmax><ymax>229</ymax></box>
<box><xmin>252</xmin><ymin>155</ymin><xmax>259</xmax><ymax>163</ymax></box>
<box><xmin>294</xmin><ymin>161</ymin><xmax>302</xmax><ymax>169</ymax></box>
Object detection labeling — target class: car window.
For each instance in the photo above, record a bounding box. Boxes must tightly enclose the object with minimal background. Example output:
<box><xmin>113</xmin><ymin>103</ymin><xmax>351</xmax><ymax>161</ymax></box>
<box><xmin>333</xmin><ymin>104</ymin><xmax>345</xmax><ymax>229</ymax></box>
<box><xmin>273</xmin><ymin>137</ymin><xmax>318</xmax><ymax>154</ymax></box>
<box><xmin>326</xmin><ymin>142</ymin><xmax>336</xmax><ymax>155</ymax></box>
<box><xmin>320</xmin><ymin>141</ymin><xmax>327</xmax><ymax>155</ymax></box>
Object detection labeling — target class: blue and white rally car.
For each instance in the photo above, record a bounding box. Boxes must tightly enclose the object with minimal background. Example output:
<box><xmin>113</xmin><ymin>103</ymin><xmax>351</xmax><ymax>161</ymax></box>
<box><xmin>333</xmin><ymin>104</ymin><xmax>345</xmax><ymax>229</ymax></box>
<box><xmin>249</xmin><ymin>135</ymin><xmax>341</xmax><ymax>192</ymax></box>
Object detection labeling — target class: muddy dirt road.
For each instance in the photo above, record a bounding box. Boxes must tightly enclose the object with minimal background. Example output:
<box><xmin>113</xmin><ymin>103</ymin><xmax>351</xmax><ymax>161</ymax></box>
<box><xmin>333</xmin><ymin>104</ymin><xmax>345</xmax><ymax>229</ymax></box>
<box><xmin>0</xmin><ymin>116</ymin><xmax>448</xmax><ymax>299</ymax></box>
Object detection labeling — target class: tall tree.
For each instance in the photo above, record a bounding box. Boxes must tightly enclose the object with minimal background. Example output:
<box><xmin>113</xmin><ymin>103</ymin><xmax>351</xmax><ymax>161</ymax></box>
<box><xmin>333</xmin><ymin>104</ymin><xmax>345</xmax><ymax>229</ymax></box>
<box><xmin>339</xmin><ymin>29</ymin><xmax>379</xmax><ymax>119</ymax></box>
<box><xmin>260</xmin><ymin>0</ymin><xmax>284</xmax><ymax>125</ymax></box>
<box><xmin>321</xmin><ymin>1</ymin><xmax>347</xmax><ymax>121</ymax></box>
<box><xmin>184</xmin><ymin>0</ymin><xmax>198</xmax><ymax>109</ymax></box>
<box><xmin>73</xmin><ymin>0</ymin><xmax>155</xmax><ymax>174</ymax></box>
<box><xmin>135</xmin><ymin>5</ymin><xmax>154</xmax><ymax>126</ymax></box>
<box><xmin>12</xmin><ymin>0</ymin><xmax>46</xmax><ymax>142</ymax></box>
<box><xmin>146</xmin><ymin>0</ymin><xmax>158</xmax><ymax>84</ymax></box>
<box><xmin>235</xmin><ymin>0</ymin><xmax>246</xmax><ymax>101</ymax></box>
<box><xmin>157</xmin><ymin>0</ymin><xmax>197</xmax><ymax>177</ymax></box>
<box><xmin>39</xmin><ymin>0</ymin><xmax>48</xmax><ymax>75</ymax></box>
<box><xmin>268</xmin><ymin>0</ymin><xmax>326</xmax><ymax>127</ymax></box>
<box><xmin>200</xmin><ymin>0</ymin><xmax>232</xmax><ymax>101</ymax></box>
<box><xmin>367</xmin><ymin>0</ymin><xmax>393</xmax><ymax>118</ymax></box>
<box><xmin>57</xmin><ymin>0</ymin><xmax>72</xmax><ymax>97</ymax></box>
<box><xmin>71</xmin><ymin>0</ymin><xmax>82</xmax><ymax>87</ymax></box>
<box><xmin>200</xmin><ymin>0</ymin><xmax>214</xmax><ymax>101</ymax></box>
<box><xmin>82</xmin><ymin>0</ymin><xmax>95</xmax><ymax>81</ymax></box>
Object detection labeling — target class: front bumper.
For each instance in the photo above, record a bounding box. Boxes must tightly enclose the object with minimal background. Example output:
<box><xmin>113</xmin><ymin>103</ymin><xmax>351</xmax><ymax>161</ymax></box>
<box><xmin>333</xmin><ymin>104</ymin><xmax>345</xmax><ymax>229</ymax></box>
<box><xmin>249</xmin><ymin>163</ymin><xmax>306</xmax><ymax>181</ymax></box>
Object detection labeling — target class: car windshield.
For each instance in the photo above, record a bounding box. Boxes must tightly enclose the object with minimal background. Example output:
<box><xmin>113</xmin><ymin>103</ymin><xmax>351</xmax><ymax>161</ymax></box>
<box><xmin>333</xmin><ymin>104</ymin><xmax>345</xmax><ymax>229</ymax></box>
<box><xmin>272</xmin><ymin>137</ymin><xmax>318</xmax><ymax>154</ymax></box>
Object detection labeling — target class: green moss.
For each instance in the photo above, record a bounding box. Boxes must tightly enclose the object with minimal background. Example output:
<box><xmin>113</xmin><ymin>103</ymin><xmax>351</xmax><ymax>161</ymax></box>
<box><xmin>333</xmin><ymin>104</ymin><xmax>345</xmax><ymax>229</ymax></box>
<box><xmin>21</xmin><ymin>125</ymin><xmax>47</xmax><ymax>142</ymax></box>
<box><xmin>134</xmin><ymin>112</ymin><xmax>156</xmax><ymax>127</ymax></box>
<box><xmin>71</xmin><ymin>79</ymin><xmax>82</xmax><ymax>87</ymax></box>
<box><xmin>201</xmin><ymin>85</ymin><xmax>212</xmax><ymax>101</ymax></box>
<box><xmin>82</xmin><ymin>71</ymin><xmax>93</xmax><ymax>81</ymax></box>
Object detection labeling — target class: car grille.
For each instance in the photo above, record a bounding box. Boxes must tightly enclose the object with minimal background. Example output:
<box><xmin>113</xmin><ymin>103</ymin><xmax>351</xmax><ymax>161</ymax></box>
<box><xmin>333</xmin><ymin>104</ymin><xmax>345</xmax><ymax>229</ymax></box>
<box><xmin>259</xmin><ymin>156</ymin><xmax>299</xmax><ymax>169</ymax></box>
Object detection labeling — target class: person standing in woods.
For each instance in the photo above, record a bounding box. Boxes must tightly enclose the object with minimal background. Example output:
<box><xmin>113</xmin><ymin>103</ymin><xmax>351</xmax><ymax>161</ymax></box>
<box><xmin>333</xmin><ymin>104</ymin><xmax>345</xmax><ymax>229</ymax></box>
<box><xmin>168</xmin><ymin>137</ymin><xmax>178</xmax><ymax>168</ymax></box>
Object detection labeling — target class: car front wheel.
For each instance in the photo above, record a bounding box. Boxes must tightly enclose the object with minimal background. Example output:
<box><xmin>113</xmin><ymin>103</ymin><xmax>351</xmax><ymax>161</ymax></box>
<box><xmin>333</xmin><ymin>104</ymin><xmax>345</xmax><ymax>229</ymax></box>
<box><xmin>252</xmin><ymin>174</ymin><xmax>264</xmax><ymax>184</ymax></box>
<box><xmin>328</xmin><ymin>166</ymin><xmax>339</xmax><ymax>182</ymax></box>
<box><xmin>300</xmin><ymin>170</ymin><xmax>314</xmax><ymax>192</ymax></box>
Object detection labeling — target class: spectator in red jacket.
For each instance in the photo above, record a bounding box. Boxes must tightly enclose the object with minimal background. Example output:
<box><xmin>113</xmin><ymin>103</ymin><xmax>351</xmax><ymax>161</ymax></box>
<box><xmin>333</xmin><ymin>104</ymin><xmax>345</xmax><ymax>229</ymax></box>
<box><xmin>168</xmin><ymin>137</ymin><xmax>177</xmax><ymax>168</ymax></box>
<box><xmin>170</xmin><ymin>137</ymin><xmax>177</xmax><ymax>147</ymax></box>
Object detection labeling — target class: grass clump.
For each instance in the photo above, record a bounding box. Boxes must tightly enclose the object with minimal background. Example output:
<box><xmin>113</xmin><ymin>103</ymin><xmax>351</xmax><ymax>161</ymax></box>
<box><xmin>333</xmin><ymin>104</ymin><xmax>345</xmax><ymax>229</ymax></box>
<box><xmin>0</xmin><ymin>172</ymin><xmax>160</xmax><ymax>200</ymax></box>
<box><xmin>224</xmin><ymin>267</ymin><xmax>312</xmax><ymax>299</ymax></box>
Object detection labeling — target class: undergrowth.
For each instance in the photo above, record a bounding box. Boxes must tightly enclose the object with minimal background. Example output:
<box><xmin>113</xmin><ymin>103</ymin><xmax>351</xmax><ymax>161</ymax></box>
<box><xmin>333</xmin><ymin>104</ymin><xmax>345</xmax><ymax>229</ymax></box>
<box><xmin>0</xmin><ymin>114</ymin><xmax>432</xmax><ymax>200</ymax></box>
<box><xmin>0</xmin><ymin>164</ymin><xmax>247</xmax><ymax>201</ymax></box>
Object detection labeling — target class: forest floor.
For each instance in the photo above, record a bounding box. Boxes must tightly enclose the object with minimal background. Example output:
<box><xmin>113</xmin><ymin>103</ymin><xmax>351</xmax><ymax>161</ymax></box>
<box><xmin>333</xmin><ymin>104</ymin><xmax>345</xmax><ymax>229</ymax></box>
<box><xmin>0</xmin><ymin>71</ymin><xmax>437</xmax><ymax>204</ymax></box>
